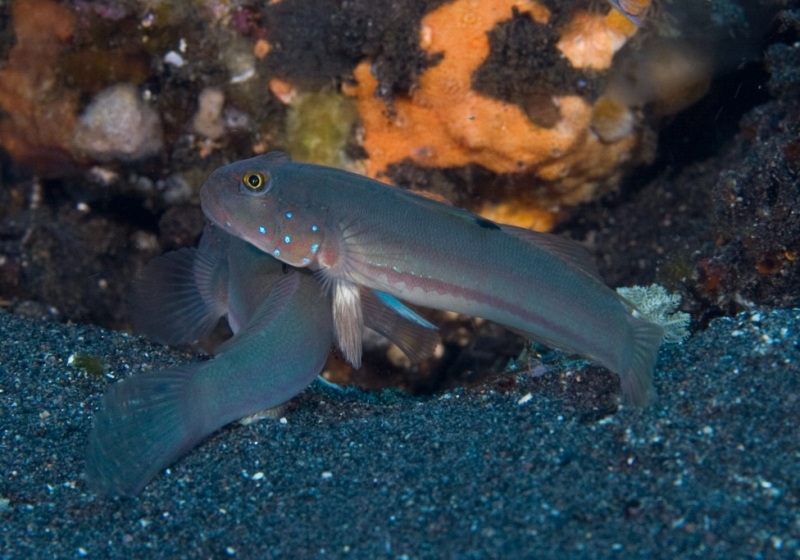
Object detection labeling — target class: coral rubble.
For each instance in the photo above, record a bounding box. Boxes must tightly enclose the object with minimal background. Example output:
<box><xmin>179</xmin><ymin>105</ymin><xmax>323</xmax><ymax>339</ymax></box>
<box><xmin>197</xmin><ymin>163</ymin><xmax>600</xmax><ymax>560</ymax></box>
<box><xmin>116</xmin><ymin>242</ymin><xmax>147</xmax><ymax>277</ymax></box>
<box><xmin>72</xmin><ymin>83</ymin><xmax>164</xmax><ymax>162</ymax></box>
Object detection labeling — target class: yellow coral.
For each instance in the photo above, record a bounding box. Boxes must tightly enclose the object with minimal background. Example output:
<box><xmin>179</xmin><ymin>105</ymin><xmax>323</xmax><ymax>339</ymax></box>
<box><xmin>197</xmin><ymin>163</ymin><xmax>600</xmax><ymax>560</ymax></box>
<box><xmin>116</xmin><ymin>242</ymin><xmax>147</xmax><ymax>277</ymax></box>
<box><xmin>347</xmin><ymin>0</ymin><xmax>648</xmax><ymax>231</ymax></box>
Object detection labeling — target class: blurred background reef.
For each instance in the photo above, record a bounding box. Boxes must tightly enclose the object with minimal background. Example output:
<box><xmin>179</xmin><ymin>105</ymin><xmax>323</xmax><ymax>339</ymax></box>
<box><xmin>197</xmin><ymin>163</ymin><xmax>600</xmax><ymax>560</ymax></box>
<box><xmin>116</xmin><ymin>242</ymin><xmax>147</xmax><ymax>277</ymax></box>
<box><xmin>0</xmin><ymin>0</ymin><xmax>797</xmax><ymax>393</ymax></box>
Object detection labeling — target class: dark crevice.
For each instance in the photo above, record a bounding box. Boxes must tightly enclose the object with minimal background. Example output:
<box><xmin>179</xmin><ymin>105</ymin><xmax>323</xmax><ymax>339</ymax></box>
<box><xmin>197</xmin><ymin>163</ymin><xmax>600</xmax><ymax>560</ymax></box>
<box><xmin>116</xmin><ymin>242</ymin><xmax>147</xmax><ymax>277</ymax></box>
<box><xmin>653</xmin><ymin>61</ymin><xmax>772</xmax><ymax>171</ymax></box>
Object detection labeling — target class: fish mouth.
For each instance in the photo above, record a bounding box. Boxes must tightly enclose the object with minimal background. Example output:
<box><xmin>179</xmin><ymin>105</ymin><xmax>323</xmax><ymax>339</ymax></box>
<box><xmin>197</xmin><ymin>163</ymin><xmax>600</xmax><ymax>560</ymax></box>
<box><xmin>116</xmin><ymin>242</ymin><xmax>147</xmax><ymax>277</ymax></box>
<box><xmin>201</xmin><ymin>203</ymin><xmax>236</xmax><ymax>235</ymax></box>
<box><xmin>199</xmin><ymin>188</ymin><xmax>233</xmax><ymax>231</ymax></box>
<box><xmin>209</xmin><ymin>211</ymin><xmax>235</xmax><ymax>234</ymax></box>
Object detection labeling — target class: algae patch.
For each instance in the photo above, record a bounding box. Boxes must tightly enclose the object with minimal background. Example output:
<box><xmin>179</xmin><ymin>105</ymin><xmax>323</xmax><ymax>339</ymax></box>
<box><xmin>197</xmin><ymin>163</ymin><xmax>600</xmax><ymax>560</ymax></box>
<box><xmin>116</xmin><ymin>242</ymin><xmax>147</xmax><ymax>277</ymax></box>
<box><xmin>285</xmin><ymin>88</ymin><xmax>358</xmax><ymax>168</ymax></box>
<box><xmin>68</xmin><ymin>353</ymin><xmax>106</xmax><ymax>377</ymax></box>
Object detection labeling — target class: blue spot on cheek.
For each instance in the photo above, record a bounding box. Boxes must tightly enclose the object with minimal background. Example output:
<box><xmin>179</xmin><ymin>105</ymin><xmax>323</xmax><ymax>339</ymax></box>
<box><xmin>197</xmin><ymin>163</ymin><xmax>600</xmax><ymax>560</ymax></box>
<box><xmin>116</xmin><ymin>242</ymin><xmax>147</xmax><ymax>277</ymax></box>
<box><xmin>273</xmin><ymin>249</ymin><xmax>281</xmax><ymax>256</ymax></box>
<box><xmin>284</xmin><ymin>235</ymin><xmax>291</xmax><ymax>244</ymax></box>
<box><xmin>302</xmin><ymin>258</ymin><xmax>310</xmax><ymax>265</ymax></box>
<box><xmin>225</xmin><ymin>221</ymin><xmax>232</xmax><ymax>228</ymax></box>
<box><xmin>310</xmin><ymin>243</ymin><xmax>319</xmax><ymax>254</ymax></box>
<box><xmin>311</xmin><ymin>225</ymin><xmax>318</xmax><ymax>232</ymax></box>
<box><xmin>285</xmin><ymin>212</ymin><xmax>293</xmax><ymax>219</ymax></box>
<box><xmin>259</xmin><ymin>226</ymin><xmax>266</xmax><ymax>234</ymax></box>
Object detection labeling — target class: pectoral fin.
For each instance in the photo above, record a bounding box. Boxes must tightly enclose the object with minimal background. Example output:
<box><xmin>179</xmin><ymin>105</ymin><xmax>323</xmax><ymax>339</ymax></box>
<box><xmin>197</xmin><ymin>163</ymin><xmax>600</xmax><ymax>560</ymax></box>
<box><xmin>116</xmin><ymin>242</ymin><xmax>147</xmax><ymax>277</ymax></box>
<box><xmin>332</xmin><ymin>279</ymin><xmax>364</xmax><ymax>368</ymax></box>
<box><xmin>129</xmin><ymin>247</ymin><xmax>229</xmax><ymax>345</ymax></box>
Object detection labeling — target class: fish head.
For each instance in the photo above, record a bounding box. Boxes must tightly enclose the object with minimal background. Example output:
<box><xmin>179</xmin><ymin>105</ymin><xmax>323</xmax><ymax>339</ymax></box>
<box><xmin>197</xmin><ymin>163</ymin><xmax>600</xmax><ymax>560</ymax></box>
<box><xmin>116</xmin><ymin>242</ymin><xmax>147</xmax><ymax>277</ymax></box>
<box><xmin>200</xmin><ymin>152</ymin><xmax>325</xmax><ymax>268</ymax></box>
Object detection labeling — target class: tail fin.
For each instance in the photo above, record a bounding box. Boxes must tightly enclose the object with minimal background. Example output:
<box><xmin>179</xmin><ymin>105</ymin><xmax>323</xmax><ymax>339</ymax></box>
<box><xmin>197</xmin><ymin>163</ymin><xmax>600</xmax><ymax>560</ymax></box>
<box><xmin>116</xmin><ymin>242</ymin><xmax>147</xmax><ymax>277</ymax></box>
<box><xmin>85</xmin><ymin>368</ymin><xmax>204</xmax><ymax>497</ymax></box>
<box><xmin>621</xmin><ymin>316</ymin><xmax>665</xmax><ymax>406</ymax></box>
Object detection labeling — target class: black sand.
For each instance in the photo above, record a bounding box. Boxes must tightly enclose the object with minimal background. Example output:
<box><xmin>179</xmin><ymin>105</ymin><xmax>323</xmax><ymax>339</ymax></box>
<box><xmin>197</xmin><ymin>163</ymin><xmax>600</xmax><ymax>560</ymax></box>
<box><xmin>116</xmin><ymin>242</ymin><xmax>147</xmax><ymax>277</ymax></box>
<box><xmin>1</xmin><ymin>308</ymin><xmax>797</xmax><ymax>558</ymax></box>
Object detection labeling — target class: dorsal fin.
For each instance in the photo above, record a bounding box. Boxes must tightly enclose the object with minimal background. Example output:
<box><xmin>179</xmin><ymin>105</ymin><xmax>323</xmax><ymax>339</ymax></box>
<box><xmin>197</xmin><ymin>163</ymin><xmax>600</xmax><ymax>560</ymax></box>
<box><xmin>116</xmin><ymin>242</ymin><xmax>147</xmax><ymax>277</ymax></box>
<box><xmin>499</xmin><ymin>224</ymin><xmax>603</xmax><ymax>282</ymax></box>
<box><xmin>410</xmin><ymin>190</ymin><xmax>453</xmax><ymax>205</ymax></box>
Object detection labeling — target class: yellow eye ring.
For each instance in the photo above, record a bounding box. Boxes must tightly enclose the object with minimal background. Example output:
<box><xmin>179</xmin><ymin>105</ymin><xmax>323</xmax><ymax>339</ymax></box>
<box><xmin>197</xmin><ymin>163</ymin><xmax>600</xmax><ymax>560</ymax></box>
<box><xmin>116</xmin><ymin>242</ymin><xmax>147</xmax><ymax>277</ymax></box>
<box><xmin>242</xmin><ymin>171</ymin><xmax>268</xmax><ymax>191</ymax></box>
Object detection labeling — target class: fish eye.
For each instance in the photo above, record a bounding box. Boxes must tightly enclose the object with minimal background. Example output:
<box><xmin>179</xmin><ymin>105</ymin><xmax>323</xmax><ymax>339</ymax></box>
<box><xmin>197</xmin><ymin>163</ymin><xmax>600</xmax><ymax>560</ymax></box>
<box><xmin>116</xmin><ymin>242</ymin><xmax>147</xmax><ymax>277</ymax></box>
<box><xmin>241</xmin><ymin>171</ymin><xmax>270</xmax><ymax>194</ymax></box>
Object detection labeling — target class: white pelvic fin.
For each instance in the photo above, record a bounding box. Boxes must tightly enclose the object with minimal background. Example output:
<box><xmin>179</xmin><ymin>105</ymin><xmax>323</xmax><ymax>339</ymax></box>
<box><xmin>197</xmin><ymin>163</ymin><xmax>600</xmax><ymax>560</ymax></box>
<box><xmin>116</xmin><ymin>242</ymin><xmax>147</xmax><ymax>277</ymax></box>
<box><xmin>333</xmin><ymin>279</ymin><xmax>364</xmax><ymax>368</ymax></box>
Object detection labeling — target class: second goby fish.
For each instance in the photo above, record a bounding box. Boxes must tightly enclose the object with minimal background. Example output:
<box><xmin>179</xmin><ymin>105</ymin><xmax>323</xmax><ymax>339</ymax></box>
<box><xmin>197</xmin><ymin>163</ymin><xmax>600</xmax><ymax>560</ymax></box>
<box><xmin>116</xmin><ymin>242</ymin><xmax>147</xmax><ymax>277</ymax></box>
<box><xmin>87</xmin><ymin>226</ymin><xmax>439</xmax><ymax>497</ymax></box>
<box><xmin>85</xmin><ymin>228</ymin><xmax>334</xmax><ymax>497</ymax></box>
<box><xmin>200</xmin><ymin>153</ymin><xmax>665</xmax><ymax>405</ymax></box>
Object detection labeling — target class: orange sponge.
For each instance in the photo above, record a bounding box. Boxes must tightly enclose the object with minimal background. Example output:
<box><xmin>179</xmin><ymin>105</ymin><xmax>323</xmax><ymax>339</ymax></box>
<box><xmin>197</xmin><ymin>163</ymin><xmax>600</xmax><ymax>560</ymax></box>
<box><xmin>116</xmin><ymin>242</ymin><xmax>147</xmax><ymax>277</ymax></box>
<box><xmin>347</xmin><ymin>0</ymin><xmax>648</xmax><ymax>230</ymax></box>
<box><xmin>0</xmin><ymin>0</ymin><xmax>80</xmax><ymax>175</ymax></box>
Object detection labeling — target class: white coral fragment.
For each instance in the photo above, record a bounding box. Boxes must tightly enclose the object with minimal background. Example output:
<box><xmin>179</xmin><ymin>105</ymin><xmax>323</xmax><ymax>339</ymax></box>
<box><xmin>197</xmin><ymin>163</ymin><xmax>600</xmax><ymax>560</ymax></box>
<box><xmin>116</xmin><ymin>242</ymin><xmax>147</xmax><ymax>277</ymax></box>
<box><xmin>72</xmin><ymin>83</ymin><xmax>163</xmax><ymax>162</ymax></box>
<box><xmin>617</xmin><ymin>284</ymin><xmax>691</xmax><ymax>344</ymax></box>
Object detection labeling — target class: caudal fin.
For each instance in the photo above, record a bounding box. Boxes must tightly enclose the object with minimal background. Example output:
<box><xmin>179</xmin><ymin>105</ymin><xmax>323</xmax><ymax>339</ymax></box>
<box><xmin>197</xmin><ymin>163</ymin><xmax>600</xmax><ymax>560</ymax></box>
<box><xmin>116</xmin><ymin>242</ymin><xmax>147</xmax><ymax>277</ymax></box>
<box><xmin>85</xmin><ymin>368</ymin><xmax>204</xmax><ymax>497</ymax></box>
<box><xmin>620</xmin><ymin>317</ymin><xmax>665</xmax><ymax>406</ymax></box>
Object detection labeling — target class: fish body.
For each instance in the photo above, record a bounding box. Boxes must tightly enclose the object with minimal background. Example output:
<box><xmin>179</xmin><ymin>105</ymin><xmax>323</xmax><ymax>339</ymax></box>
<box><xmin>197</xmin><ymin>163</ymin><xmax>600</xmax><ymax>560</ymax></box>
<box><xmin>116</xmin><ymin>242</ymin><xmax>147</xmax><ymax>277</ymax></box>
<box><xmin>200</xmin><ymin>153</ymin><xmax>664</xmax><ymax>405</ymax></box>
<box><xmin>125</xmin><ymin>225</ymin><xmax>259</xmax><ymax>346</ymax></box>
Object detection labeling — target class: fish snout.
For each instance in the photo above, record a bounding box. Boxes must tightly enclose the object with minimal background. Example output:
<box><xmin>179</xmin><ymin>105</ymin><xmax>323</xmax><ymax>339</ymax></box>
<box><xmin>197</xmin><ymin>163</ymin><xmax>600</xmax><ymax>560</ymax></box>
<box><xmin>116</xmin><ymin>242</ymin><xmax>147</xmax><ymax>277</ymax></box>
<box><xmin>199</xmin><ymin>185</ymin><xmax>234</xmax><ymax>231</ymax></box>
